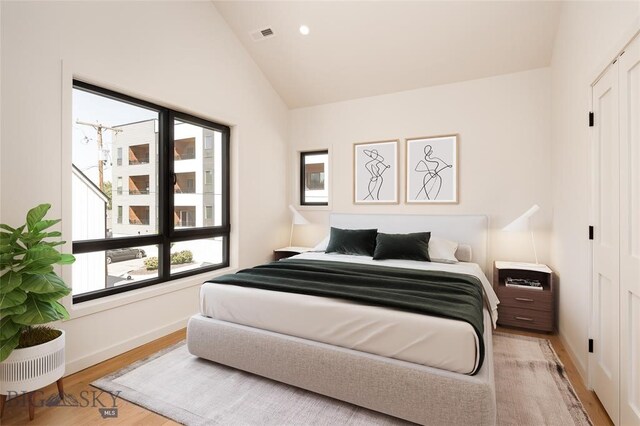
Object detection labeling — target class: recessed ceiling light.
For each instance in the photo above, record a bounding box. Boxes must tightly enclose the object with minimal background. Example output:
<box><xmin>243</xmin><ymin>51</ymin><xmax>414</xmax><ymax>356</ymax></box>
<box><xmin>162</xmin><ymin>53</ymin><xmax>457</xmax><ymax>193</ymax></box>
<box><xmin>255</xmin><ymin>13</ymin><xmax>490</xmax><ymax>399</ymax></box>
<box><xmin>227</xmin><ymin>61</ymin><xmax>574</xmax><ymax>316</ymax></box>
<box><xmin>299</xmin><ymin>25</ymin><xmax>310</xmax><ymax>35</ymax></box>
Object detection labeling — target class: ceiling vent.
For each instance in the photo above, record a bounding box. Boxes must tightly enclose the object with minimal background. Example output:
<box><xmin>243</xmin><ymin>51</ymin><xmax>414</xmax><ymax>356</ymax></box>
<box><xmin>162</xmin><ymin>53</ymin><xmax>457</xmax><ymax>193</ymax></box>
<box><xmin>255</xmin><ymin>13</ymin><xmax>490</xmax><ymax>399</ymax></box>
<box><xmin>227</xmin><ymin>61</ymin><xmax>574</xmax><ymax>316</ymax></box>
<box><xmin>251</xmin><ymin>27</ymin><xmax>275</xmax><ymax>41</ymax></box>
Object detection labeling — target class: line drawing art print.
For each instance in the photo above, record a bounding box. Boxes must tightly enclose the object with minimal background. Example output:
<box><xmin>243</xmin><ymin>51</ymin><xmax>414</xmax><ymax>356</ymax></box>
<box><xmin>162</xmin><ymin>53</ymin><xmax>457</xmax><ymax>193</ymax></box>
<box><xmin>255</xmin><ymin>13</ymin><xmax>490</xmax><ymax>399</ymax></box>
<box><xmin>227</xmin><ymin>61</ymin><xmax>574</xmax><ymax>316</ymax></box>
<box><xmin>354</xmin><ymin>140</ymin><xmax>398</xmax><ymax>204</ymax></box>
<box><xmin>406</xmin><ymin>135</ymin><xmax>457</xmax><ymax>203</ymax></box>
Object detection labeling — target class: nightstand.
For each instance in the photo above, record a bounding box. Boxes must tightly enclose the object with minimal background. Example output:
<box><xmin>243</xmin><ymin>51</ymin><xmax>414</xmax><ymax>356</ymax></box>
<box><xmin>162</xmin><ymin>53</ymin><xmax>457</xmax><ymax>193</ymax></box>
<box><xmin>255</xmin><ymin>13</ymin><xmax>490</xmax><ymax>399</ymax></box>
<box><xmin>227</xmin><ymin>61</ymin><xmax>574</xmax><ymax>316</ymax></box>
<box><xmin>493</xmin><ymin>261</ymin><xmax>555</xmax><ymax>333</ymax></box>
<box><xmin>273</xmin><ymin>246</ymin><xmax>313</xmax><ymax>261</ymax></box>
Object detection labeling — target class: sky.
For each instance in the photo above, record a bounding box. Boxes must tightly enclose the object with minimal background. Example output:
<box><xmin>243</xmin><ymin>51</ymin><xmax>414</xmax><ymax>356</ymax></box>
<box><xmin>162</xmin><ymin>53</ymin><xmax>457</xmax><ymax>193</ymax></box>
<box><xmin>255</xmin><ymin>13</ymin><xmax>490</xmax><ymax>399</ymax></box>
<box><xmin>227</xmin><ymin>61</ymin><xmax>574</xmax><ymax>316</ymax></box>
<box><xmin>72</xmin><ymin>88</ymin><xmax>157</xmax><ymax>184</ymax></box>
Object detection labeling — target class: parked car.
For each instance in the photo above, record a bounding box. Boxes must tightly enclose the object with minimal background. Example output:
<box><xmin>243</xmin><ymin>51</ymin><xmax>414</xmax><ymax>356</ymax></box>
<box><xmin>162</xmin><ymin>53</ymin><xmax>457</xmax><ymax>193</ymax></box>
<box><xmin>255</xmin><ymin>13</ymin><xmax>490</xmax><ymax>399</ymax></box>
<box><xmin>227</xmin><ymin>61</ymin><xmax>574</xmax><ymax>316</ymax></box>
<box><xmin>106</xmin><ymin>248</ymin><xmax>146</xmax><ymax>264</ymax></box>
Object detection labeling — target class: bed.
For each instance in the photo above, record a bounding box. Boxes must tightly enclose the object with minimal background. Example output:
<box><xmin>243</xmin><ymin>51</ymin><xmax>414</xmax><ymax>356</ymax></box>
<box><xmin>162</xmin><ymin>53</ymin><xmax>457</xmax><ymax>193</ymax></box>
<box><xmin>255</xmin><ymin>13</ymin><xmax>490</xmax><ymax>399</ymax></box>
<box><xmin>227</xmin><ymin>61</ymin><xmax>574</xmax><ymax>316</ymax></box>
<box><xmin>187</xmin><ymin>214</ymin><xmax>498</xmax><ymax>425</ymax></box>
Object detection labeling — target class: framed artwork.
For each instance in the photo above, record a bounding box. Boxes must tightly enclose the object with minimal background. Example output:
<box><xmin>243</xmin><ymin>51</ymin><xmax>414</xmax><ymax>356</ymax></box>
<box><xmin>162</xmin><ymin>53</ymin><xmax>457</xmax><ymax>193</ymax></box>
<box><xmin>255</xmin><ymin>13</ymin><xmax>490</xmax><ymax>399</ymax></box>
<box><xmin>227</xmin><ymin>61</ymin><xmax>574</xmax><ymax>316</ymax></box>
<box><xmin>406</xmin><ymin>134</ymin><xmax>458</xmax><ymax>203</ymax></box>
<box><xmin>353</xmin><ymin>140</ymin><xmax>398</xmax><ymax>204</ymax></box>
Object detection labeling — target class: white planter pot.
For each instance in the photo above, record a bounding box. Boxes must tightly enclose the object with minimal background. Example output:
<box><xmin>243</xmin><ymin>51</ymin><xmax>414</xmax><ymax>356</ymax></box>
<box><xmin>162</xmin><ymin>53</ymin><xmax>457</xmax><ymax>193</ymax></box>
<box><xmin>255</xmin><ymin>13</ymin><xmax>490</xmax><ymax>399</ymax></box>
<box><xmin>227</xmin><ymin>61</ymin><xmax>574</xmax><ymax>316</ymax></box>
<box><xmin>0</xmin><ymin>330</ymin><xmax>65</xmax><ymax>395</ymax></box>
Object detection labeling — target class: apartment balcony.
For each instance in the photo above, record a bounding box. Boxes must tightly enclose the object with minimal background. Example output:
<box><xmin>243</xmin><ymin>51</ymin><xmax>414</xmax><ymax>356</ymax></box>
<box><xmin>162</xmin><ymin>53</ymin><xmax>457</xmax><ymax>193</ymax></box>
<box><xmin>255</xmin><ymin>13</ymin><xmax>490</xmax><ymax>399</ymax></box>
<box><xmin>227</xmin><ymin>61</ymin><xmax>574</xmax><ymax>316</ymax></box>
<box><xmin>129</xmin><ymin>175</ymin><xmax>150</xmax><ymax>196</ymax></box>
<box><xmin>174</xmin><ymin>220</ymin><xmax>196</xmax><ymax>227</ymax></box>
<box><xmin>129</xmin><ymin>189</ymin><xmax>150</xmax><ymax>195</ymax></box>
<box><xmin>175</xmin><ymin>137</ymin><xmax>195</xmax><ymax>161</ymax></box>
<box><xmin>129</xmin><ymin>157</ymin><xmax>150</xmax><ymax>166</ymax></box>
<box><xmin>174</xmin><ymin>206</ymin><xmax>196</xmax><ymax>228</ymax></box>
<box><xmin>129</xmin><ymin>206</ymin><xmax>150</xmax><ymax>225</ymax></box>
<box><xmin>174</xmin><ymin>172</ymin><xmax>196</xmax><ymax>194</ymax></box>
<box><xmin>129</xmin><ymin>144</ymin><xmax>150</xmax><ymax>166</ymax></box>
<box><xmin>175</xmin><ymin>153</ymin><xmax>195</xmax><ymax>161</ymax></box>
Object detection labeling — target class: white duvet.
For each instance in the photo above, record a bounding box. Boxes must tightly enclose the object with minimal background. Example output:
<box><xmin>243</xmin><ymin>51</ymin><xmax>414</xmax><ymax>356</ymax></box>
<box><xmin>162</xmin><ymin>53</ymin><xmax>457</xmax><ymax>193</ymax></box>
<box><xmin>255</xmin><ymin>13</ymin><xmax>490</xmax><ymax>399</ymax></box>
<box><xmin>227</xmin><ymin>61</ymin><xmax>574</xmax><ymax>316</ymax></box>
<box><xmin>199</xmin><ymin>252</ymin><xmax>499</xmax><ymax>375</ymax></box>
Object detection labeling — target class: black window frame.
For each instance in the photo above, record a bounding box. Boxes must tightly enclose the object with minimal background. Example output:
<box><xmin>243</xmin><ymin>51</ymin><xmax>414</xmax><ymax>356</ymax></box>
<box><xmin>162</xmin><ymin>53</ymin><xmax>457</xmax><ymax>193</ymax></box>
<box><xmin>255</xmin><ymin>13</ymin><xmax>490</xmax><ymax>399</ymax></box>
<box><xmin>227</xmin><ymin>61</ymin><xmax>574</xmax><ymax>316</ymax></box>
<box><xmin>299</xmin><ymin>150</ymin><xmax>328</xmax><ymax>206</ymax></box>
<box><xmin>72</xmin><ymin>80</ymin><xmax>230</xmax><ymax>304</ymax></box>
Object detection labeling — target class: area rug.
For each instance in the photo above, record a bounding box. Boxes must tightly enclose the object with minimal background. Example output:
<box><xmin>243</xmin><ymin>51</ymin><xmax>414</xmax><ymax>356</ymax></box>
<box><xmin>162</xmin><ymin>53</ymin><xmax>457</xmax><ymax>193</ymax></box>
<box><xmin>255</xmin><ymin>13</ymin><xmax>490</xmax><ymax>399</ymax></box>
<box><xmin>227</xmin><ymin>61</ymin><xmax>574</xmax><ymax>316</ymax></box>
<box><xmin>92</xmin><ymin>332</ymin><xmax>592</xmax><ymax>425</ymax></box>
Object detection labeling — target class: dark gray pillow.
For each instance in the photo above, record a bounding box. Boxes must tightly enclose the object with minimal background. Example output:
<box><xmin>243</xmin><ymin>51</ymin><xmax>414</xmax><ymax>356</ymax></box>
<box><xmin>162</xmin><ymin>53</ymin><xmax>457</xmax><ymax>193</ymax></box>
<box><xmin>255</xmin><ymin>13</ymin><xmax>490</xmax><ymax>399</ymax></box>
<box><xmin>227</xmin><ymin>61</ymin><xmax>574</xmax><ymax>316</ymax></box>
<box><xmin>372</xmin><ymin>232</ymin><xmax>431</xmax><ymax>261</ymax></box>
<box><xmin>325</xmin><ymin>227</ymin><xmax>378</xmax><ymax>256</ymax></box>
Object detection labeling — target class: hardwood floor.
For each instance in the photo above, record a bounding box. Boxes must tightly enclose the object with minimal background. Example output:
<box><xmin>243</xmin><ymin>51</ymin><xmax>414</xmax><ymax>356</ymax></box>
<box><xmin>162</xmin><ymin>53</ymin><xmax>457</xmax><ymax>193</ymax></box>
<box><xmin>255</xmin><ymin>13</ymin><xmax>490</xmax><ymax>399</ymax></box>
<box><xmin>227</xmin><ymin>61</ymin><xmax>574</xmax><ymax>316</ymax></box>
<box><xmin>1</xmin><ymin>327</ymin><xmax>613</xmax><ymax>425</ymax></box>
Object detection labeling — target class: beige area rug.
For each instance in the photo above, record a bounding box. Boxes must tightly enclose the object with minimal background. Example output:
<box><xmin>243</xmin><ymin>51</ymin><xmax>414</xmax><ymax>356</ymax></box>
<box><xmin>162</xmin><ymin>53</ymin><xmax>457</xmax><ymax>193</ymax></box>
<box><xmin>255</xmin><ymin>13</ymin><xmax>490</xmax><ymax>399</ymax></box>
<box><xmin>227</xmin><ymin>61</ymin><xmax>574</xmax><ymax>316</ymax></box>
<box><xmin>492</xmin><ymin>332</ymin><xmax>591</xmax><ymax>426</ymax></box>
<box><xmin>93</xmin><ymin>333</ymin><xmax>592</xmax><ymax>425</ymax></box>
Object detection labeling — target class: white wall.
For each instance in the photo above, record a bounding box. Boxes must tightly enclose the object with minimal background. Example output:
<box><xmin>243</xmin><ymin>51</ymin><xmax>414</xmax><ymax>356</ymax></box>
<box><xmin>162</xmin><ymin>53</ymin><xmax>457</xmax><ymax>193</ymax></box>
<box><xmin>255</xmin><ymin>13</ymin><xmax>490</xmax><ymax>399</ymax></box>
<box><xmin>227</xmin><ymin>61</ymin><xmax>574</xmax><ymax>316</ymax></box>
<box><xmin>290</xmin><ymin>68</ymin><xmax>553</xmax><ymax>267</ymax></box>
<box><xmin>0</xmin><ymin>1</ymin><xmax>289</xmax><ymax>374</ymax></box>
<box><xmin>550</xmin><ymin>2</ymin><xmax>640</xmax><ymax>380</ymax></box>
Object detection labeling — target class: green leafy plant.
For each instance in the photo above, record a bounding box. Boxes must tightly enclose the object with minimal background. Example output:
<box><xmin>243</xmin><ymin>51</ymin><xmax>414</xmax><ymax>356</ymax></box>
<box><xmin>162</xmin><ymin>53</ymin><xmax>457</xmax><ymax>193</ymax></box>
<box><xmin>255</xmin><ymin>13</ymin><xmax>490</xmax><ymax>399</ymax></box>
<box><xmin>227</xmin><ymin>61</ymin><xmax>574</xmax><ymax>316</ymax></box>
<box><xmin>0</xmin><ymin>204</ymin><xmax>75</xmax><ymax>362</ymax></box>
<box><xmin>144</xmin><ymin>250</ymin><xmax>193</xmax><ymax>271</ymax></box>
<box><xmin>144</xmin><ymin>256</ymin><xmax>158</xmax><ymax>271</ymax></box>
<box><xmin>171</xmin><ymin>250</ymin><xmax>193</xmax><ymax>265</ymax></box>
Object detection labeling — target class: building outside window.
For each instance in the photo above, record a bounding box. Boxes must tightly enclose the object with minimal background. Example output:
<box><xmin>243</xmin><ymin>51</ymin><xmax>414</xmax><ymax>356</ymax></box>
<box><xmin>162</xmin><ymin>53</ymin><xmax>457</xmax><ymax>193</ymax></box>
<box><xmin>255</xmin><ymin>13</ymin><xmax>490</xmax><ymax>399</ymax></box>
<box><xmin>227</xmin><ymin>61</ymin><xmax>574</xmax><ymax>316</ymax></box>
<box><xmin>71</xmin><ymin>80</ymin><xmax>230</xmax><ymax>302</ymax></box>
<box><xmin>300</xmin><ymin>150</ymin><xmax>329</xmax><ymax>205</ymax></box>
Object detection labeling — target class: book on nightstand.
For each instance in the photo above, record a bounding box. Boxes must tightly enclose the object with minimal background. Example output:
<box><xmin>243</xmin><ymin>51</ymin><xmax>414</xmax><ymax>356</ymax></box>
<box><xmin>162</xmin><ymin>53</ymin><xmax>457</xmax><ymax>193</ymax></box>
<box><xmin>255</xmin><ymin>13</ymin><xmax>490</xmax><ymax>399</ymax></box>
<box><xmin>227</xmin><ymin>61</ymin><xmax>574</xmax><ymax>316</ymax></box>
<box><xmin>505</xmin><ymin>277</ymin><xmax>543</xmax><ymax>290</ymax></box>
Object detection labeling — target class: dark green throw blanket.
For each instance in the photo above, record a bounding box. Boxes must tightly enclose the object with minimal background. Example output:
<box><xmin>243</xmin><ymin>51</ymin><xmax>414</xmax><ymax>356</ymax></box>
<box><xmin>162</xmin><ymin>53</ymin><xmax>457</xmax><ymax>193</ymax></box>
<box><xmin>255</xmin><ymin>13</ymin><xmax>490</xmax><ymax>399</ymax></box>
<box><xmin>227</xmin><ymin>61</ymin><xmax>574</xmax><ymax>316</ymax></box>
<box><xmin>208</xmin><ymin>259</ymin><xmax>486</xmax><ymax>374</ymax></box>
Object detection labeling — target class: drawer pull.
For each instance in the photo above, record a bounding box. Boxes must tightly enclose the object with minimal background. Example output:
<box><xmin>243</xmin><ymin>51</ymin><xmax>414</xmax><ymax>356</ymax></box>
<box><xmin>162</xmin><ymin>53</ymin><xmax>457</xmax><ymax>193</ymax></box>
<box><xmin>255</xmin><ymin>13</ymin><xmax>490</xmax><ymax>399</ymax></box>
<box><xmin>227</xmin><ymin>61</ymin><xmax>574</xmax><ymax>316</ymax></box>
<box><xmin>515</xmin><ymin>297</ymin><xmax>534</xmax><ymax>302</ymax></box>
<box><xmin>515</xmin><ymin>316</ymin><xmax>534</xmax><ymax>322</ymax></box>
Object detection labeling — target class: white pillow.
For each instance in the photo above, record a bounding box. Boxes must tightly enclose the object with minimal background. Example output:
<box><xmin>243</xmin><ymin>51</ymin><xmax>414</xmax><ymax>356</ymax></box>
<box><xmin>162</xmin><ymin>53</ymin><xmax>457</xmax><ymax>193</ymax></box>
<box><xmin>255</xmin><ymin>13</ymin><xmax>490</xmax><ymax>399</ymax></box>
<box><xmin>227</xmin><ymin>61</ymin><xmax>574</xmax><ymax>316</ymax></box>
<box><xmin>312</xmin><ymin>235</ymin><xmax>330</xmax><ymax>251</ymax></box>
<box><xmin>428</xmin><ymin>237</ymin><xmax>459</xmax><ymax>264</ymax></box>
<box><xmin>455</xmin><ymin>244</ymin><xmax>473</xmax><ymax>262</ymax></box>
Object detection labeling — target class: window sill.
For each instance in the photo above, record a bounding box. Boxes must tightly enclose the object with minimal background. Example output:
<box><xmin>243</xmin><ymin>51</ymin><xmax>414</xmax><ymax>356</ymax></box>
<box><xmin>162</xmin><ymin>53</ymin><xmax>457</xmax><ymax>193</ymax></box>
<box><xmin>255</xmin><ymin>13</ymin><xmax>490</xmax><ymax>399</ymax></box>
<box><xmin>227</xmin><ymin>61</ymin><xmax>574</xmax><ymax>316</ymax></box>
<box><xmin>297</xmin><ymin>205</ymin><xmax>331</xmax><ymax>212</ymax></box>
<box><xmin>63</xmin><ymin>265</ymin><xmax>237</xmax><ymax>320</ymax></box>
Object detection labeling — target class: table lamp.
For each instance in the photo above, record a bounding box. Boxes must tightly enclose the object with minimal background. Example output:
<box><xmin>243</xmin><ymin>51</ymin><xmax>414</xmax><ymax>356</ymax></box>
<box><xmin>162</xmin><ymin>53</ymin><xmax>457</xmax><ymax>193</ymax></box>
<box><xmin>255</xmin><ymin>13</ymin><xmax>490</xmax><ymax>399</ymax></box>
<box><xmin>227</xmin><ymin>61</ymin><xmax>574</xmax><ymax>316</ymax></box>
<box><xmin>503</xmin><ymin>204</ymin><xmax>540</xmax><ymax>264</ymax></box>
<box><xmin>288</xmin><ymin>205</ymin><xmax>309</xmax><ymax>247</ymax></box>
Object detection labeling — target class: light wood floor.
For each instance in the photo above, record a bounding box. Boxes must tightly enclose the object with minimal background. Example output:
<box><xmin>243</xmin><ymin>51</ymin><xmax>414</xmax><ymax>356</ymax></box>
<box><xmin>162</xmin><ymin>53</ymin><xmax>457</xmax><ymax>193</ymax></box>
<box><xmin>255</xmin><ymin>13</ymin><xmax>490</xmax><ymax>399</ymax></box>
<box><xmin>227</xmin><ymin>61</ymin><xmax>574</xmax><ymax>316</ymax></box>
<box><xmin>1</xmin><ymin>327</ymin><xmax>613</xmax><ymax>425</ymax></box>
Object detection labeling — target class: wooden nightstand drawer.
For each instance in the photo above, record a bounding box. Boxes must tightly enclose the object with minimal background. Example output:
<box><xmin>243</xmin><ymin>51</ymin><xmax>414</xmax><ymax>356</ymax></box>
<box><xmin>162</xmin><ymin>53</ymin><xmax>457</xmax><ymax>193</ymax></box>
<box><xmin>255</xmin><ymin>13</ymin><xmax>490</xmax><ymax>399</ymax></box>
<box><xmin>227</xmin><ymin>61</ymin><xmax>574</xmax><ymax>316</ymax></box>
<box><xmin>496</xmin><ymin>287</ymin><xmax>552</xmax><ymax>312</ymax></box>
<box><xmin>493</xmin><ymin>261</ymin><xmax>555</xmax><ymax>333</ymax></box>
<box><xmin>498</xmin><ymin>306</ymin><xmax>553</xmax><ymax>332</ymax></box>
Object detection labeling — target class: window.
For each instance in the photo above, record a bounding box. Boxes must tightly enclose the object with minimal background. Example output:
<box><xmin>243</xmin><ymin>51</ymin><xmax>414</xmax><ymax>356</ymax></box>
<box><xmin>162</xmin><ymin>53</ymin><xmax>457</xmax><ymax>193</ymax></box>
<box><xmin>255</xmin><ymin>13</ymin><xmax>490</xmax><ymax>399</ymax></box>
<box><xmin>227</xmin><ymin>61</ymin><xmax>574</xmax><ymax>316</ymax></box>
<box><xmin>300</xmin><ymin>150</ymin><xmax>328</xmax><ymax>205</ymax></box>
<box><xmin>72</xmin><ymin>80</ymin><xmax>230</xmax><ymax>303</ymax></box>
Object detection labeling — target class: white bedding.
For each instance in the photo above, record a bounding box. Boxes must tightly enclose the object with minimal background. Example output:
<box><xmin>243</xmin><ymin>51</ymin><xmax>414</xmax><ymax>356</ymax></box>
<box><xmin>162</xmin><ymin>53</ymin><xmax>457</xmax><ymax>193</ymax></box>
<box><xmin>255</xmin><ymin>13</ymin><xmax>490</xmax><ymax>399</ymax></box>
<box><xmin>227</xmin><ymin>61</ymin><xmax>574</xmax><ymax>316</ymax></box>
<box><xmin>200</xmin><ymin>252</ymin><xmax>498</xmax><ymax>375</ymax></box>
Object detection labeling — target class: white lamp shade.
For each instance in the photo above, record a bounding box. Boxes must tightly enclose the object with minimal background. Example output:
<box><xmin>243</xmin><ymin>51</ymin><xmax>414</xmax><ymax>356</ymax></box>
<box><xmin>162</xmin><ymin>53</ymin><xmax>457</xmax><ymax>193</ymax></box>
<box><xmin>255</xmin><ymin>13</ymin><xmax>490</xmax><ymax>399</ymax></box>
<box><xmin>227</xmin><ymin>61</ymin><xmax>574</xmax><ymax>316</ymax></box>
<box><xmin>289</xmin><ymin>205</ymin><xmax>309</xmax><ymax>225</ymax></box>
<box><xmin>503</xmin><ymin>204</ymin><xmax>540</xmax><ymax>232</ymax></box>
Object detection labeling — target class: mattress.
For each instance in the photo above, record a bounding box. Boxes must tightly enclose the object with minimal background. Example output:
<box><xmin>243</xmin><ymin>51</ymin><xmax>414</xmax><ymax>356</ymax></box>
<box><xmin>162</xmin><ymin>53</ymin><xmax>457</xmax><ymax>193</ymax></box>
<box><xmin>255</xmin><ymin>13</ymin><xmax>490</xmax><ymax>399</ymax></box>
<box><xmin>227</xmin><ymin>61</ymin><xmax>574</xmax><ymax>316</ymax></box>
<box><xmin>199</xmin><ymin>252</ymin><xmax>499</xmax><ymax>375</ymax></box>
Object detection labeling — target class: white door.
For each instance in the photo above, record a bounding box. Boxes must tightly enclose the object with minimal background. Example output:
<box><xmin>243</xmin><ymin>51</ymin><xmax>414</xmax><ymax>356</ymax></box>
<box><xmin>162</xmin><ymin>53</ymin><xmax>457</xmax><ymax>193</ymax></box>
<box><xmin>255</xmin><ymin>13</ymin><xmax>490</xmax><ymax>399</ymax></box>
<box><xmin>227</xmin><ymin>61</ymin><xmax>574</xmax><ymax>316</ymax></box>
<box><xmin>591</xmin><ymin>61</ymin><xmax>620</xmax><ymax>425</ymax></box>
<box><xmin>619</xmin><ymin>33</ymin><xmax>640</xmax><ymax>426</ymax></box>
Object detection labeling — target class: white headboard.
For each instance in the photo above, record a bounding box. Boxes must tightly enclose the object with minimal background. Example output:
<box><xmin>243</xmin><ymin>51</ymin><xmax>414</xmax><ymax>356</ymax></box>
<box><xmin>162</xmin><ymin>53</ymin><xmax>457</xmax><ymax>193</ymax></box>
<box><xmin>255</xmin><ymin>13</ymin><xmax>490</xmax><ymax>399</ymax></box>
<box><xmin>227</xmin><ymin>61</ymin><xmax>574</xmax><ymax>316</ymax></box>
<box><xmin>330</xmin><ymin>213</ymin><xmax>489</xmax><ymax>274</ymax></box>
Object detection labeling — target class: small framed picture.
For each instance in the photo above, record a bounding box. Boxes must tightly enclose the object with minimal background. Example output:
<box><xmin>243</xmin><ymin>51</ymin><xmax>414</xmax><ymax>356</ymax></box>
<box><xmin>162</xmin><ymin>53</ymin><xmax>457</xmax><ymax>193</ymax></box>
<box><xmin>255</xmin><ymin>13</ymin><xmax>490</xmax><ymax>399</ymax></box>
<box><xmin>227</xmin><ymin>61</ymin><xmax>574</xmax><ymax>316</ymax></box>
<box><xmin>406</xmin><ymin>134</ymin><xmax>458</xmax><ymax>203</ymax></box>
<box><xmin>353</xmin><ymin>140</ymin><xmax>398</xmax><ymax>204</ymax></box>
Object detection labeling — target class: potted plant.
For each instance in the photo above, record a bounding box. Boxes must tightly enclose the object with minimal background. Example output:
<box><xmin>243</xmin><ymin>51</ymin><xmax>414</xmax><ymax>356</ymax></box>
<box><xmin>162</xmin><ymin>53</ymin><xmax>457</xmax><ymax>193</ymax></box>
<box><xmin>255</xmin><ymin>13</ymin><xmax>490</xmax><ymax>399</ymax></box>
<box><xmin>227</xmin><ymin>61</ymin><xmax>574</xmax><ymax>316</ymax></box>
<box><xmin>0</xmin><ymin>204</ymin><xmax>74</xmax><ymax>419</ymax></box>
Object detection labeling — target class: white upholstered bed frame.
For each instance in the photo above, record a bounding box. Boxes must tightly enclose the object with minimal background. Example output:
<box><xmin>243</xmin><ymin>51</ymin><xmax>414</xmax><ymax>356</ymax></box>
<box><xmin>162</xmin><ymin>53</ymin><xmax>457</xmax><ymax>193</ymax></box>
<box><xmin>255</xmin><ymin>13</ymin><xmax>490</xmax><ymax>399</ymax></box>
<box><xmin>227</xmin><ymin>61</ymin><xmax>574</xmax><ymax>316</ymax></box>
<box><xmin>187</xmin><ymin>214</ymin><xmax>496</xmax><ymax>425</ymax></box>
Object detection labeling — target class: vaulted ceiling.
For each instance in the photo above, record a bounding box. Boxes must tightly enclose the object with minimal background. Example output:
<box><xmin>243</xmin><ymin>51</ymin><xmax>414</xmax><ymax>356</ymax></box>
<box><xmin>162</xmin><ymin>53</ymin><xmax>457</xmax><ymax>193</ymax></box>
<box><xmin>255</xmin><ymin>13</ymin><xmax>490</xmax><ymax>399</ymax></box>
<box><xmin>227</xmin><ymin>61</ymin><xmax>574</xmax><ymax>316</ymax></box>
<box><xmin>214</xmin><ymin>1</ymin><xmax>561</xmax><ymax>108</ymax></box>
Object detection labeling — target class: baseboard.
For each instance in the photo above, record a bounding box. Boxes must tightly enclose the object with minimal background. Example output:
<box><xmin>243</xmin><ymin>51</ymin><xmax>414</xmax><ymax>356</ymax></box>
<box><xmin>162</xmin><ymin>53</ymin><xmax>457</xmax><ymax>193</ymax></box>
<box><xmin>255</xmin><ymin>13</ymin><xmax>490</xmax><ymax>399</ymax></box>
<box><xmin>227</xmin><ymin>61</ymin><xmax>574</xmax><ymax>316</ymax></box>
<box><xmin>64</xmin><ymin>317</ymin><xmax>189</xmax><ymax>376</ymax></box>
<box><xmin>558</xmin><ymin>327</ymin><xmax>588</xmax><ymax>386</ymax></box>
